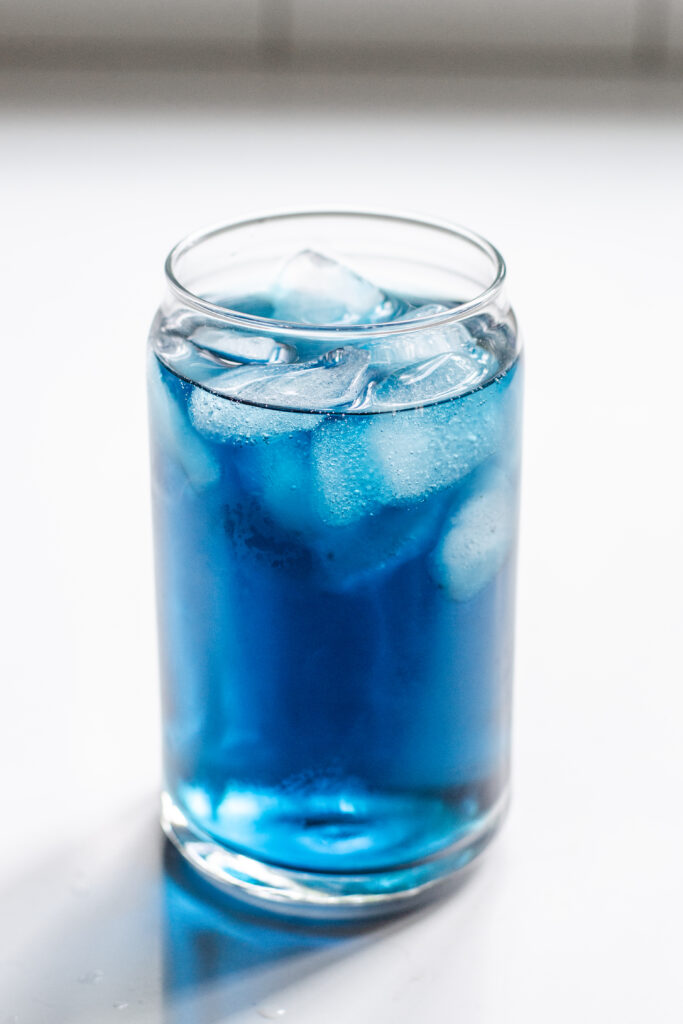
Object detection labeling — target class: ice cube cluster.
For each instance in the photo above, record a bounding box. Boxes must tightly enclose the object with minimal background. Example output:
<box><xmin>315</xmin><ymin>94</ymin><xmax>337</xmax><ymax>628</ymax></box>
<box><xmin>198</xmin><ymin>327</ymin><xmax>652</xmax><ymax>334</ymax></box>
<box><xmin>152</xmin><ymin>251</ymin><xmax>520</xmax><ymax>598</ymax></box>
<box><xmin>156</xmin><ymin>249</ymin><xmax>510</xmax><ymax>413</ymax></box>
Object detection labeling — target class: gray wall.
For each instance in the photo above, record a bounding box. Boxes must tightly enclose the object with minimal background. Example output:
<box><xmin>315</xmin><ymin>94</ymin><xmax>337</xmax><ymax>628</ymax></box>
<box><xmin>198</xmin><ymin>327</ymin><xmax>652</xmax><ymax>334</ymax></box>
<box><xmin>0</xmin><ymin>0</ymin><xmax>678</xmax><ymax>70</ymax></box>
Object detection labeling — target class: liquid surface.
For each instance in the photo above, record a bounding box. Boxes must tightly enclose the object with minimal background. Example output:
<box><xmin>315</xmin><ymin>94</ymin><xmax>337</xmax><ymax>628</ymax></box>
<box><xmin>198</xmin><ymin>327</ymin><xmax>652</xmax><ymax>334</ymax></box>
<box><xmin>149</xmin><ymin>252</ymin><xmax>522</xmax><ymax>874</ymax></box>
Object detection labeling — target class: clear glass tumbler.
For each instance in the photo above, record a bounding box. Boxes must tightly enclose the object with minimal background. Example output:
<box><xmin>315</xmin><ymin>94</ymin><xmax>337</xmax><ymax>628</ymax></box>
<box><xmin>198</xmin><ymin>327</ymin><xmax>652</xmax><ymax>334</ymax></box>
<box><xmin>147</xmin><ymin>211</ymin><xmax>523</xmax><ymax>916</ymax></box>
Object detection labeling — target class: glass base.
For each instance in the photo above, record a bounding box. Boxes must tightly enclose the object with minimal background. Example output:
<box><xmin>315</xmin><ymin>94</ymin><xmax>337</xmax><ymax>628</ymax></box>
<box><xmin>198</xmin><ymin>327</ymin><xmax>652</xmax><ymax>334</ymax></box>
<box><xmin>160</xmin><ymin>789</ymin><xmax>509</xmax><ymax>920</ymax></box>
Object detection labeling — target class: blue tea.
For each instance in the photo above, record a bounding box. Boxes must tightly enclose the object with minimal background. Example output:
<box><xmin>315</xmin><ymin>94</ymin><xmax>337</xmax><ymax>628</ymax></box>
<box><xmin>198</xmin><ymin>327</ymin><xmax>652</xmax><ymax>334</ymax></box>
<box><xmin>149</xmin><ymin>249</ymin><xmax>522</xmax><ymax>901</ymax></box>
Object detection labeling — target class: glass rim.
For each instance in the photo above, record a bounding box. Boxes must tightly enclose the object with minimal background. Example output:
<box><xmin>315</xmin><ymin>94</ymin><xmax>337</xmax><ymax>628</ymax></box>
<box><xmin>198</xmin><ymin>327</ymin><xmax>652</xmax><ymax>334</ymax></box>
<box><xmin>164</xmin><ymin>209</ymin><xmax>507</xmax><ymax>340</ymax></box>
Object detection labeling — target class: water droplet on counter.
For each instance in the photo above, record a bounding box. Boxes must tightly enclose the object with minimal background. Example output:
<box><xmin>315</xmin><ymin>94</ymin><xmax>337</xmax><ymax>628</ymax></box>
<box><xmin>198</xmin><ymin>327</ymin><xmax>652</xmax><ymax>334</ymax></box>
<box><xmin>257</xmin><ymin>1005</ymin><xmax>286</xmax><ymax>1019</ymax></box>
<box><xmin>78</xmin><ymin>969</ymin><xmax>104</xmax><ymax>984</ymax></box>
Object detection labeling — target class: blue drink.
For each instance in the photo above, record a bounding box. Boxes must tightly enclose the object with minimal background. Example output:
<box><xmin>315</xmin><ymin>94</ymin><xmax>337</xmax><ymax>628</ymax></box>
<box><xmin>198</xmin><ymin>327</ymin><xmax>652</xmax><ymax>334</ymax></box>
<box><xmin>149</xmin><ymin>215</ymin><xmax>522</xmax><ymax>914</ymax></box>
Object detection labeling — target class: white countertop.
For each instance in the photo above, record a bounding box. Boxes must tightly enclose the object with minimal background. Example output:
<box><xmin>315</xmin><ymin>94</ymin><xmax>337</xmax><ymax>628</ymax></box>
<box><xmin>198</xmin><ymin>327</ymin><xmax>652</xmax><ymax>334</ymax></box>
<box><xmin>1</xmin><ymin>66</ymin><xmax>682</xmax><ymax>1022</ymax></box>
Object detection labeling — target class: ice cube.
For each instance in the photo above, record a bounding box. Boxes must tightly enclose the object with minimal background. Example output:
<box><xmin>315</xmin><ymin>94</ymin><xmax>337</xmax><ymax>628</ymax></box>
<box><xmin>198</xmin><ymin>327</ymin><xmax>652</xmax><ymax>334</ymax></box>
<box><xmin>225</xmin><ymin>412</ymin><xmax>377</xmax><ymax>541</ymax></box>
<box><xmin>190</xmin><ymin>387</ymin><xmax>318</xmax><ymax>442</ymax></box>
<box><xmin>201</xmin><ymin>346</ymin><xmax>372</xmax><ymax>412</ymax></box>
<box><xmin>157</xmin><ymin>307</ymin><xmax>295</xmax><ymax>367</ymax></box>
<box><xmin>190</xmin><ymin>326</ymin><xmax>295</xmax><ymax>365</ymax></box>
<box><xmin>312</xmin><ymin>416</ymin><xmax>383</xmax><ymax>526</ymax></box>
<box><xmin>240</xmin><ymin>434</ymin><xmax>322</xmax><ymax>536</ymax></box>
<box><xmin>429</xmin><ymin>468</ymin><xmax>517</xmax><ymax>601</ymax></box>
<box><xmin>362</xmin><ymin>305</ymin><xmax>473</xmax><ymax>368</ymax></box>
<box><xmin>464</xmin><ymin>311</ymin><xmax>516</xmax><ymax>364</ymax></box>
<box><xmin>369</xmin><ymin>347</ymin><xmax>498</xmax><ymax>410</ymax></box>
<box><xmin>148</xmin><ymin>356</ymin><xmax>220</xmax><ymax>489</ymax></box>
<box><xmin>313</xmin><ymin>365</ymin><xmax>512</xmax><ymax>523</ymax></box>
<box><xmin>272</xmin><ymin>250</ymin><xmax>396</xmax><ymax>326</ymax></box>
<box><xmin>158</xmin><ymin>308</ymin><xmax>204</xmax><ymax>341</ymax></box>
<box><xmin>311</xmin><ymin>497</ymin><xmax>446</xmax><ymax>592</ymax></box>
<box><xmin>366</xmin><ymin>389</ymin><xmax>504</xmax><ymax>503</ymax></box>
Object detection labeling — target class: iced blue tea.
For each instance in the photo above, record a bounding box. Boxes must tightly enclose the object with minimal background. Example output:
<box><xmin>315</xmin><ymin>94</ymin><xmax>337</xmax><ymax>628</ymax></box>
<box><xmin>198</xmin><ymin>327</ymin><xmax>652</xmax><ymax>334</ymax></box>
<box><xmin>149</xmin><ymin>213</ymin><xmax>522</xmax><ymax>914</ymax></box>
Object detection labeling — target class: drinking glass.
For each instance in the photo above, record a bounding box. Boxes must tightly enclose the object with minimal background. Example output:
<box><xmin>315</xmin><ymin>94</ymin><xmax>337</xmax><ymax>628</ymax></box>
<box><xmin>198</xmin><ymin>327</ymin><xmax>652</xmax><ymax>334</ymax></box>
<box><xmin>147</xmin><ymin>211</ymin><xmax>523</xmax><ymax>916</ymax></box>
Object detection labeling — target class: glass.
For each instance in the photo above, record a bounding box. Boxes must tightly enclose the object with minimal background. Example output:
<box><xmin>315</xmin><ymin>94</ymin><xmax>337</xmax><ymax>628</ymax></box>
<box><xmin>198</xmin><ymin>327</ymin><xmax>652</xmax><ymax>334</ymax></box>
<box><xmin>147</xmin><ymin>211</ymin><xmax>523</xmax><ymax>917</ymax></box>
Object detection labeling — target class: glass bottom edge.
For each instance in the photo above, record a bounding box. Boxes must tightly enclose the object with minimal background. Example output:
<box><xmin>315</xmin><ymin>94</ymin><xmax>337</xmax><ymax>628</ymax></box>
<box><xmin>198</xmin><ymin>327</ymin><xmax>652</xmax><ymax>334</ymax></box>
<box><xmin>160</xmin><ymin>788</ymin><xmax>509</xmax><ymax>920</ymax></box>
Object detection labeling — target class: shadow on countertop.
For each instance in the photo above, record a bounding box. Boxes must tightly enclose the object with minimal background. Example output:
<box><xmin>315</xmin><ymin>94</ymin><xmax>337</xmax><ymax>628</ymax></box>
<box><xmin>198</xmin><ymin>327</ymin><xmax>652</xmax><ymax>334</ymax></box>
<box><xmin>0</xmin><ymin>799</ymin><xmax>491</xmax><ymax>1023</ymax></box>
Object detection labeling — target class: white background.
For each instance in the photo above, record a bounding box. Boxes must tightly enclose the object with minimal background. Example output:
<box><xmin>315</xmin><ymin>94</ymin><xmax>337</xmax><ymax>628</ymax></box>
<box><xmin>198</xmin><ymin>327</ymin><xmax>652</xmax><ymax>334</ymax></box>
<box><xmin>1</xmin><ymin>64</ymin><xmax>682</xmax><ymax>1022</ymax></box>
